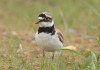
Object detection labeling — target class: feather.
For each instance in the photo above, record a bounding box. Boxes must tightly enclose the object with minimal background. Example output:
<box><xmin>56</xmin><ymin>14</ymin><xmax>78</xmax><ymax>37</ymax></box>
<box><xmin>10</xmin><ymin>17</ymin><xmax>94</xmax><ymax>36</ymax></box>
<box><xmin>57</xmin><ymin>30</ymin><xmax>64</xmax><ymax>43</ymax></box>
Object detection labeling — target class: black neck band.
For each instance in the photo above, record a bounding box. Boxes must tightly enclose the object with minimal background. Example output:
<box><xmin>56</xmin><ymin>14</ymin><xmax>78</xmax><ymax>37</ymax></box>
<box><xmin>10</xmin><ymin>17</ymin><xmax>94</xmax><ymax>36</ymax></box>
<box><xmin>38</xmin><ymin>25</ymin><xmax>55</xmax><ymax>35</ymax></box>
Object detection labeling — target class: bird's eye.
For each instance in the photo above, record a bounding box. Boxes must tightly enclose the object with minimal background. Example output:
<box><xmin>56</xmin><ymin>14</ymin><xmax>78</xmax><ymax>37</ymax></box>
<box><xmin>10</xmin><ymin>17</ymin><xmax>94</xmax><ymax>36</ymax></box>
<box><xmin>44</xmin><ymin>17</ymin><xmax>51</xmax><ymax>22</ymax></box>
<box><xmin>46</xmin><ymin>17</ymin><xmax>49</xmax><ymax>20</ymax></box>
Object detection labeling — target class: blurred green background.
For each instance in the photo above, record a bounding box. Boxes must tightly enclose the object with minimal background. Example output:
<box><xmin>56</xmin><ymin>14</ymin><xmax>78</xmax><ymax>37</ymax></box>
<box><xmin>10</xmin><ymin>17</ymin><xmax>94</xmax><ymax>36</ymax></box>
<box><xmin>0</xmin><ymin>0</ymin><xmax>100</xmax><ymax>33</ymax></box>
<box><xmin>0</xmin><ymin>0</ymin><xmax>100</xmax><ymax>70</ymax></box>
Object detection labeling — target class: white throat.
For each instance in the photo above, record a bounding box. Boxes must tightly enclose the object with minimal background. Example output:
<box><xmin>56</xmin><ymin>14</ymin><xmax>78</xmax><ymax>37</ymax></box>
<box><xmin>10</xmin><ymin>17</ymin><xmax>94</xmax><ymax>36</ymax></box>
<box><xmin>40</xmin><ymin>20</ymin><xmax>54</xmax><ymax>27</ymax></box>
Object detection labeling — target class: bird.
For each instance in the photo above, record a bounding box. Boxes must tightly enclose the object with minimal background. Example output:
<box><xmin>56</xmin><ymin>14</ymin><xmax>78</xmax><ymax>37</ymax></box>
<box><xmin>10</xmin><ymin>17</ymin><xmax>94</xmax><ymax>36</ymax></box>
<box><xmin>35</xmin><ymin>12</ymin><xmax>64</xmax><ymax>60</ymax></box>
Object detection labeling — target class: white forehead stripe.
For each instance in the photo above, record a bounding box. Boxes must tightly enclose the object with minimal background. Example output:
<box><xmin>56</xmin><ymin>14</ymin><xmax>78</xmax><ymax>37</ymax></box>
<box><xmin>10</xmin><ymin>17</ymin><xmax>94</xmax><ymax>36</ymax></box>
<box><xmin>42</xmin><ymin>12</ymin><xmax>52</xmax><ymax>18</ymax></box>
<box><xmin>38</xmin><ymin>17</ymin><xmax>44</xmax><ymax>20</ymax></box>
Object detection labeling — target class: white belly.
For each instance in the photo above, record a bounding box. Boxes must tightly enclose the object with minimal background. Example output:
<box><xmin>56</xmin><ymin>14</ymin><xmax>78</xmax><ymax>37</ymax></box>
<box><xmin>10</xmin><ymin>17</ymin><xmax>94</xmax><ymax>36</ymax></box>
<box><xmin>35</xmin><ymin>32</ymin><xmax>63</xmax><ymax>52</ymax></box>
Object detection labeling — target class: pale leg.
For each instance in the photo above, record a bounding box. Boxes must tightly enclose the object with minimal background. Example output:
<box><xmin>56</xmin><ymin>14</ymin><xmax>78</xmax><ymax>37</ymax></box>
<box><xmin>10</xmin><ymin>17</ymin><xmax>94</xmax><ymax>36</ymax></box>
<box><xmin>52</xmin><ymin>52</ymin><xmax>55</xmax><ymax>60</ymax></box>
<box><xmin>43</xmin><ymin>50</ymin><xmax>45</xmax><ymax>58</ymax></box>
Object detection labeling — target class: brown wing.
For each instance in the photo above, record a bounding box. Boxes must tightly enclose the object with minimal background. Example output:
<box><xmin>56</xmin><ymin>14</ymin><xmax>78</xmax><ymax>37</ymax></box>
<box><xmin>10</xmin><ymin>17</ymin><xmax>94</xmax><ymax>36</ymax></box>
<box><xmin>57</xmin><ymin>31</ymin><xmax>64</xmax><ymax>43</ymax></box>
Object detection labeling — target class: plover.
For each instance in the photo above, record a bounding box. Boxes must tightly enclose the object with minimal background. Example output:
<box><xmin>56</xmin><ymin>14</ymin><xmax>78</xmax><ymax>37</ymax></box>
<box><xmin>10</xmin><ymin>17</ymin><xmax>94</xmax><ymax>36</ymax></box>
<box><xmin>35</xmin><ymin>12</ymin><xmax>64</xmax><ymax>59</ymax></box>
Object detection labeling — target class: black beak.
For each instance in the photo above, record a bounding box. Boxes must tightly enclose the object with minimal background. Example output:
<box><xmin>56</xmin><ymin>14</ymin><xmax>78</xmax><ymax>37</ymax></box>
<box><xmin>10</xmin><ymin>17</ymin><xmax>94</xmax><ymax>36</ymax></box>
<box><xmin>35</xmin><ymin>20</ymin><xmax>41</xmax><ymax>24</ymax></box>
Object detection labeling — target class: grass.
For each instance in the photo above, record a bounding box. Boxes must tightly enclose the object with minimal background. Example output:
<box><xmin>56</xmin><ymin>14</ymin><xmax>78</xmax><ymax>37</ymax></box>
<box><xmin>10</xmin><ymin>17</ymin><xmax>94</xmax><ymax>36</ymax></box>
<box><xmin>0</xmin><ymin>0</ymin><xmax>100</xmax><ymax>70</ymax></box>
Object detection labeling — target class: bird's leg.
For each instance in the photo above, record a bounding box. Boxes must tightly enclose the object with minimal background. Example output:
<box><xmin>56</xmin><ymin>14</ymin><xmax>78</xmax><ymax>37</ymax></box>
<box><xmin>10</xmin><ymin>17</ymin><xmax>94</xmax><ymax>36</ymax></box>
<box><xmin>52</xmin><ymin>52</ymin><xmax>55</xmax><ymax>60</ymax></box>
<box><xmin>43</xmin><ymin>50</ymin><xmax>45</xmax><ymax>58</ymax></box>
<box><xmin>41</xmin><ymin>50</ymin><xmax>45</xmax><ymax>69</ymax></box>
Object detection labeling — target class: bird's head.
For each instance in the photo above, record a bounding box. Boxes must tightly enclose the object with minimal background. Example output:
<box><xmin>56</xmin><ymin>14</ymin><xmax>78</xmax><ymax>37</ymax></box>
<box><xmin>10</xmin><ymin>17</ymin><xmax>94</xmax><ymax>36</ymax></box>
<box><xmin>35</xmin><ymin>12</ymin><xmax>54</xmax><ymax>27</ymax></box>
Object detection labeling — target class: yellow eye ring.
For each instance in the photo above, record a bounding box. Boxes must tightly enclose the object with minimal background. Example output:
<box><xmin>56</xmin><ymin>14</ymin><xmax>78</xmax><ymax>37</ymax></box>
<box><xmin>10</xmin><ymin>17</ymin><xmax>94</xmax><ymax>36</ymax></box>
<box><xmin>44</xmin><ymin>17</ymin><xmax>49</xmax><ymax>21</ymax></box>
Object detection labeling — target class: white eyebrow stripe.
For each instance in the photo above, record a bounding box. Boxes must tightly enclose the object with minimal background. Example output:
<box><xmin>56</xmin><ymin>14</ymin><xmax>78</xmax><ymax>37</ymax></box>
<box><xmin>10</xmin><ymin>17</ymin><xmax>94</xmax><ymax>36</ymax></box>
<box><xmin>38</xmin><ymin>17</ymin><xmax>44</xmax><ymax>20</ymax></box>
